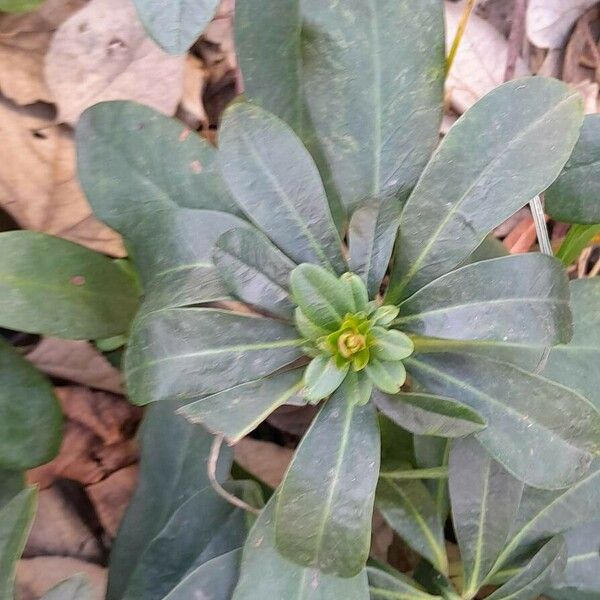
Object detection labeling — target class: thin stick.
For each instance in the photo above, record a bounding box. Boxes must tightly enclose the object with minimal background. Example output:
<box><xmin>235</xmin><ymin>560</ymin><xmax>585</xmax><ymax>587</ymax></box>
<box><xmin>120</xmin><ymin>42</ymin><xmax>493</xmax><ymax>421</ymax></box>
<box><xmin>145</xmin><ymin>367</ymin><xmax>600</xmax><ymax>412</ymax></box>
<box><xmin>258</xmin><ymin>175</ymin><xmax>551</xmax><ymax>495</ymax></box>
<box><xmin>208</xmin><ymin>434</ymin><xmax>260</xmax><ymax>514</ymax></box>
<box><xmin>504</xmin><ymin>0</ymin><xmax>527</xmax><ymax>81</ymax></box>
<box><xmin>446</xmin><ymin>0</ymin><xmax>476</xmax><ymax>75</ymax></box>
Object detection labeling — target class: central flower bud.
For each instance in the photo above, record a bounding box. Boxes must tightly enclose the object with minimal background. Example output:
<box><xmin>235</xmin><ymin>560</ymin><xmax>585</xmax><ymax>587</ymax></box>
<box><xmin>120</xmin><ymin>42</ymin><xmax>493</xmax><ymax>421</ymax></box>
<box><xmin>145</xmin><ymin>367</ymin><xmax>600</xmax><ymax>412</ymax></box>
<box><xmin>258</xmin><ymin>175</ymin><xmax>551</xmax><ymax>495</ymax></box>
<box><xmin>290</xmin><ymin>264</ymin><xmax>415</xmax><ymax>404</ymax></box>
<box><xmin>338</xmin><ymin>331</ymin><xmax>366</xmax><ymax>358</ymax></box>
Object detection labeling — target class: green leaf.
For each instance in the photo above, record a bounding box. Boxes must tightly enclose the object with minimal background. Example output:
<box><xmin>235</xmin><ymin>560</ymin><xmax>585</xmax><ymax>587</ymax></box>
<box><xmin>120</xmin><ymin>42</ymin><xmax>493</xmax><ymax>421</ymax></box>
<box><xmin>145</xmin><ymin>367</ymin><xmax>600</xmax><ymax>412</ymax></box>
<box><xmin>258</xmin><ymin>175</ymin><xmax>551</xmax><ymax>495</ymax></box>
<box><xmin>41</xmin><ymin>574</ymin><xmax>92</xmax><ymax>600</ymax></box>
<box><xmin>371</xmin><ymin>328</ymin><xmax>414</xmax><ymax>361</ymax></box>
<box><xmin>546</xmin><ymin>590</ymin><xmax>599</xmax><ymax>600</ymax></box>
<box><xmin>0</xmin><ymin>470</ymin><xmax>24</xmax><ymax>509</ymax></box>
<box><xmin>295</xmin><ymin>307</ymin><xmax>329</xmax><ymax>340</ymax></box>
<box><xmin>121</xmin><ymin>482</ymin><xmax>251</xmax><ymax>600</ymax></box>
<box><xmin>214</xmin><ymin>227</ymin><xmax>296</xmax><ymax>319</ymax></box>
<box><xmin>275</xmin><ymin>383</ymin><xmax>380</xmax><ymax>577</ymax></box>
<box><xmin>374</xmin><ymin>392</ymin><xmax>485</xmax><ymax>438</ymax></box>
<box><xmin>546</xmin><ymin>114</ymin><xmax>600</xmax><ymax>224</ymax></box>
<box><xmin>290</xmin><ymin>264</ymin><xmax>355</xmax><ymax>330</ymax></box>
<box><xmin>77</xmin><ymin>101</ymin><xmax>239</xmax><ymax>224</ymax></box>
<box><xmin>342</xmin><ymin>272</ymin><xmax>370</xmax><ymax>313</ymax></box>
<box><xmin>162</xmin><ymin>548</ymin><xmax>241</xmax><ymax>600</ymax></box>
<box><xmin>406</xmin><ymin>353</ymin><xmax>600</xmax><ymax>489</ymax></box>
<box><xmin>133</xmin><ymin>208</ymin><xmax>249</xmax><ymax>311</ymax></box>
<box><xmin>413</xmin><ymin>562</ymin><xmax>463</xmax><ymax>600</ymax></box>
<box><xmin>0</xmin><ymin>338</ymin><xmax>62</xmax><ymax>470</ymax></box>
<box><xmin>365</xmin><ymin>359</ymin><xmax>407</xmax><ymax>394</ymax></box>
<box><xmin>556</xmin><ymin>224</ymin><xmax>600</xmax><ymax>266</ymax></box>
<box><xmin>368</xmin><ymin>563</ymin><xmax>441</xmax><ymax>600</ymax></box>
<box><xmin>462</xmin><ymin>236</ymin><xmax>508</xmax><ymax>266</ymax></box>
<box><xmin>486</xmin><ymin>536</ymin><xmax>566</xmax><ymax>600</ymax></box>
<box><xmin>304</xmin><ymin>355</ymin><xmax>349</xmax><ymax>402</ymax></box>
<box><xmin>0</xmin><ymin>231</ymin><xmax>138</xmax><ymax>339</ymax></box>
<box><xmin>396</xmin><ymin>254</ymin><xmax>572</xmax><ymax>345</ymax></box>
<box><xmin>543</xmin><ymin>278</ymin><xmax>600</xmax><ymax>409</ymax></box>
<box><xmin>488</xmin><ymin>459</ymin><xmax>600</xmax><ymax>579</ymax></box>
<box><xmin>348</xmin><ymin>196</ymin><xmax>404</xmax><ymax>298</ymax></box>
<box><xmin>376</xmin><ymin>478</ymin><xmax>448</xmax><ymax>575</ymax></box>
<box><xmin>0</xmin><ymin>0</ymin><xmax>42</xmax><ymax>11</ymax></box>
<box><xmin>236</xmin><ymin>0</ymin><xmax>444</xmax><ymax>217</ymax></box>
<box><xmin>106</xmin><ymin>402</ymin><xmax>232</xmax><ymax>599</ymax></box>
<box><xmin>125</xmin><ymin>308</ymin><xmax>304</xmax><ymax>405</ymax></box>
<box><xmin>178</xmin><ymin>369</ymin><xmax>304</xmax><ymax>444</ymax></box>
<box><xmin>219</xmin><ymin>102</ymin><xmax>345</xmax><ymax>273</ymax></box>
<box><xmin>449</xmin><ymin>437</ymin><xmax>524</xmax><ymax>597</ymax></box>
<box><xmin>547</xmin><ymin>521</ymin><xmax>600</xmax><ymax>594</ymax></box>
<box><xmin>233</xmin><ymin>497</ymin><xmax>369</xmax><ymax>599</ymax></box>
<box><xmin>133</xmin><ymin>0</ymin><xmax>219</xmax><ymax>54</ymax></box>
<box><xmin>380</xmin><ymin>415</ymin><xmax>415</xmax><ymax>471</ymax></box>
<box><xmin>413</xmin><ymin>437</ymin><xmax>450</xmax><ymax>522</ymax></box>
<box><xmin>0</xmin><ymin>488</ymin><xmax>37</xmax><ymax>599</ymax></box>
<box><xmin>386</xmin><ymin>78</ymin><xmax>583</xmax><ymax>303</ymax></box>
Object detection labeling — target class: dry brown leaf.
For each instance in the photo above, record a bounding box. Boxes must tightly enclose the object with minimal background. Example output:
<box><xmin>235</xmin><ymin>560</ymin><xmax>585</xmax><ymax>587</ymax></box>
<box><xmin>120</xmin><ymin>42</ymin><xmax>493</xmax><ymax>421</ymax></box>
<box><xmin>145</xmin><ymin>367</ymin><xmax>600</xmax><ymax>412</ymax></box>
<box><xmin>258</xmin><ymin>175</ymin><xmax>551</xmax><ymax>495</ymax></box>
<box><xmin>87</xmin><ymin>465</ymin><xmax>138</xmax><ymax>538</ymax></box>
<box><xmin>26</xmin><ymin>337</ymin><xmax>123</xmax><ymax>394</ymax></box>
<box><xmin>16</xmin><ymin>557</ymin><xmax>106</xmax><ymax>600</ymax></box>
<box><xmin>0</xmin><ymin>98</ymin><xmax>124</xmax><ymax>255</ymax></box>
<box><xmin>233</xmin><ymin>438</ymin><xmax>293</xmax><ymax>489</ymax></box>
<box><xmin>24</xmin><ymin>485</ymin><xmax>104</xmax><ymax>562</ymax></box>
<box><xmin>0</xmin><ymin>0</ymin><xmax>87</xmax><ymax>105</ymax></box>
<box><xmin>445</xmin><ymin>1</ymin><xmax>530</xmax><ymax>113</ymax></box>
<box><xmin>527</xmin><ymin>0</ymin><xmax>598</xmax><ymax>49</ymax></box>
<box><xmin>27</xmin><ymin>422</ymin><xmax>138</xmax><ymax>488</ymax></box>
<box><xmin>572</xmin><ymin>79</ymin><xmax>600</xmax><ymax>113</ymax></box>
<box><xmin>45</xmin><ymin>0</ymin><xmax>185</xmax><ymax>125</ymax></box>
<box><xmin>55</xmin><ymin>386</ymin><xmax>141</xmax><ymax>445</ymax></box>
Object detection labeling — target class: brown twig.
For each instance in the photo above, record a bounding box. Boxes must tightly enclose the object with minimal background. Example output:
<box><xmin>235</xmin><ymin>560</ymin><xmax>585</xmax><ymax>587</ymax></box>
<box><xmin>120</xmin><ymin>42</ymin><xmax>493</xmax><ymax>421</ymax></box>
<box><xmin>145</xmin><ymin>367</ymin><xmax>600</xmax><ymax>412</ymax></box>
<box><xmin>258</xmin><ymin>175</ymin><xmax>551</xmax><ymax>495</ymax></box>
<box><xmin>504</xmin><ymin>0</ymin><xmax>527</xmax><ymax>82</ymax></box>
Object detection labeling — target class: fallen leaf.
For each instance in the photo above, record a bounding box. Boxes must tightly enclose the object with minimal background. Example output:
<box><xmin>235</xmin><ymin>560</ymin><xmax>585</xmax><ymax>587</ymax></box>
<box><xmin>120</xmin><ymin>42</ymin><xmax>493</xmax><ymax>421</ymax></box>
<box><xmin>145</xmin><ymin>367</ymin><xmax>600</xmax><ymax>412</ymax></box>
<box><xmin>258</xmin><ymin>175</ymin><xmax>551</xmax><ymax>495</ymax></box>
<box><xmin>45</xmin><ymin>0</ymin><xmax>185</xmax><ymax>125</ymax></box>
<box><xmin>55</xmin><ymin>387</ymin><xmax>141</xmax><ymax>445</ymax></box>
<box><xmin>445</xmin><ymin>1</ymin><xmax>530</xmax><ymax>113</ymax></box>
<box><xmin>16</xmin><ymin>557</ymin><xmax>106</xmax><ymax>600</ymax></box>
<box><xmin>27</xmin><ymin>422</ymin><xmax>138</xmax><ymax>488</ymax></box>
<box><xmin>527</xmin><ymin>0</ymin><xmax>598</xmax><ymax>49</ymax></box>
<box><xmin>26</xmin><ymin>337</ymin><xmax>123</xmax><ymax>394</ymax></box>
<box><xmin>24</xmin><ymin>485</ymin><xmax>104</xmax><ymax>562</ymax></box>
<box><xmin>0</xmin><ymin>0</ymin><xmax>86</xmax><ymax>105</ymax></box>
<box><xmin>0</xmin><ymin>98</ymin><xmax>124</xmax><ymax>255</ymax></box>
<box><xmin>233</xmin><ymin>438</ymin><xmax>293</xmax><ymax>489</ymax></box>
<box><xmin>86</xmin><ymin>465</ymin><xmax>138</xmax><ymax>538</ymax></box>
<box><xmin>572</xmin><ymin>79</ymin><xmax>600</xmax><ymax>113</ymax></box>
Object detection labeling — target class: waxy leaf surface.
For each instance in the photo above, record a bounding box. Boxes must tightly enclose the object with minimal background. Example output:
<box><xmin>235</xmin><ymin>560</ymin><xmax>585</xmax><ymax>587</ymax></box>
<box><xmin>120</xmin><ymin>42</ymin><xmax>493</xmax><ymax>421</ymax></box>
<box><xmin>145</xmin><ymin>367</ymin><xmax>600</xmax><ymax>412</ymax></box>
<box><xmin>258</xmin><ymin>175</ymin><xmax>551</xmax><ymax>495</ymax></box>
<box><xmin>214</xmin><ymin>227</ymin><xmax>296</xmax><ymax>319</ymax></box>
<box><xmin>397</xmin><ymin>254</ymin><xmax>572</xmax><ymax>345</ymax></box>
<box><xmin>374</xmin><ymin>391</ymin><xmax>485</xmax><ymax>438</ymax></box>
<box><xmin>407</xmin><ymin>353</ymin><xmax>600</xmax><ymax>489</ymax></box>
<box><xmin>0</xmin><ymin>232</ymin><xmax>138</xmax><ymax>339</ymax></box>
<box><xmin>449</xmin><ymin>437</ymin><xmax>524</xmax><ymax>597</ymax></box>
<box><xmin>0</xmin><ymin>338</ymin><xmax>62</xmax><ymax>470</ymax></box>
<box><xmin>376</xmin><ymin>477</ymin><xmax>448</xmax><ymax>575</ymax></box>
<box><xmin>546</xmin><ymin>114</ymin><xmax>600</xmax><ymax>224</ymax></box>
<box><xmin>0</xmin><ymin>488</ymin><xmax>36</xmax><ymax>599</ymax></box>
<box><xmin>178</xmin><ymin>369</ymin><xmax>304</xmax><ymax>444</ymax></box>
<box><xmin>275</xmin><ymin>382</ymin><xmax>380</xmax><ymax>577</ymax></box>
<box><xmin>133</xmin><ymin>0</ymin><xmax>219</xmax><ymax>54</ymax></box>
<box><xmin>387</xmin><ymin>78</ymin><xmax>583</xmax><ymax>302</ymax></box>
<box><xmin>219</xmin><ymin>102</ymin><xmax>344</xmax><ymax>273</ymax></box>
<box><xmin>125</xmin><ymin>308</ymin><xmax>304</xmax><ymax>406</ymax></box>
<box><xmin>233</xmin><ymin>498</ymin><xmax>369</xmax><ymax>599</ymax></box>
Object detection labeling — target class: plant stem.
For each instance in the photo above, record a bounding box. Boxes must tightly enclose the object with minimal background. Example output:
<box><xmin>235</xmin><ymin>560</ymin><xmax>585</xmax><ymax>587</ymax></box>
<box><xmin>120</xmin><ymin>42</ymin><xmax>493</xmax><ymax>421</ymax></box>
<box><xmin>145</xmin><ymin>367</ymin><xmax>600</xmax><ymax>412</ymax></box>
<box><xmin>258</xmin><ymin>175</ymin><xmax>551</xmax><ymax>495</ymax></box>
<box><xmin>445</xmin><ymin>0</ymin><xmax>476</xmax><ymax>75</ymax></box>
<box><xmin>208</xmin><ymin>434</ymin><xmax>260</xmax><ymax>514</ymax></box>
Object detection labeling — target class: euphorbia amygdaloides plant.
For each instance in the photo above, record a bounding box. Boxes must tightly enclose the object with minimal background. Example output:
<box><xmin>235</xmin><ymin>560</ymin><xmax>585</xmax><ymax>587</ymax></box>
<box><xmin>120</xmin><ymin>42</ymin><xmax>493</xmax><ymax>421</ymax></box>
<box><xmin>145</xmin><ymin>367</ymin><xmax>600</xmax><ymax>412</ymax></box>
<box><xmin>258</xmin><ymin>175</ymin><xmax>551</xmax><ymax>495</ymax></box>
<box><xmin>74</xmin><ymin>0</ymin><xmax>600</xmax><ymax>596</ymax></box>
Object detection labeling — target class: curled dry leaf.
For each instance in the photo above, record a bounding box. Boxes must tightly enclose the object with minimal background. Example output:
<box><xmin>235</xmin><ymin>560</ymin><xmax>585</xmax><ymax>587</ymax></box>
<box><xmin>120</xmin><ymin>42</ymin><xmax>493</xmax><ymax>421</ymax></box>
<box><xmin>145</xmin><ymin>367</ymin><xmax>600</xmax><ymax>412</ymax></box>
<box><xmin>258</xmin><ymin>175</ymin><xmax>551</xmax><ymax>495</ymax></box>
<box><xmin>45</xmin><ymin>0</ymin><xmax>185</xmax><ymax>125</ymax></box>
<box><xmin>26</xmin><ymin>337</ymin><xmax>123</xmax><ymax>395</ymax></box>
<box><xmin>0</xmin><ymin>99</ymin><xmax>124</xmax><ymax>255</ymax></box>
<box><xmin>527</xmin><ymin>0</ymin><xmax>598</xmax><ymax>49</ymax></box>
<box><xmin>0</xmin><ymin>0</ymin><xmax>87</xmax><ymax>106</ymax></box>
<box><xmin>445</xmin><ymin>1</ymin><xmax>530</xmax><ymax>113</ymax></box>
<box><xmin>178</xmin><ymin>54</ymin><xmax>208</xmax><ymax>130</ymax></box>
